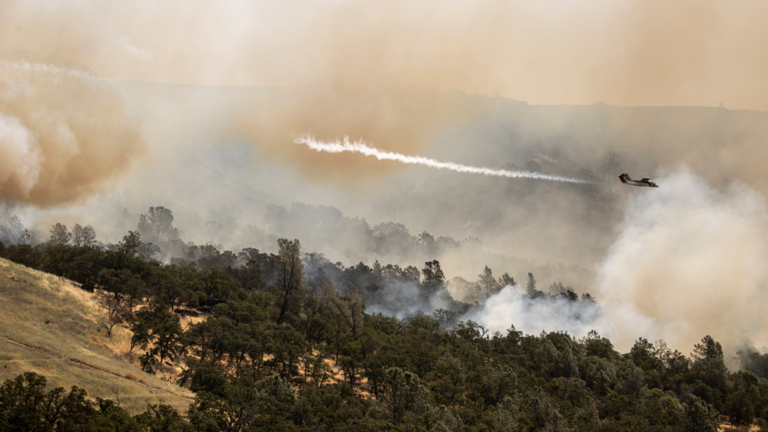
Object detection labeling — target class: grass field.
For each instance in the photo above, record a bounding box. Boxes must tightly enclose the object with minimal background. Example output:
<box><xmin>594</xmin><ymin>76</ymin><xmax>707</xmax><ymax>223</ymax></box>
<box><xmin>0</xmin><ymin>258</ymin><xmax>194</xmax><ymax>414</ymax></box>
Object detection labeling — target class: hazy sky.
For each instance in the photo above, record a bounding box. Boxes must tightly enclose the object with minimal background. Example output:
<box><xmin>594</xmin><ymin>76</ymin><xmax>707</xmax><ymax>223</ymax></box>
<box><xmin>1</xmin><ymin>0</ymin><xmax>767</xmax><ymax>110</ymax></box>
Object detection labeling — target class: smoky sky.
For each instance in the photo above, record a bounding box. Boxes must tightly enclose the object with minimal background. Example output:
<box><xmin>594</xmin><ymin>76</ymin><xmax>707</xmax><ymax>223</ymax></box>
<box><xmin>2</xmin><ymin>0</ymin><xmax>767</xmax><ymax>203</ymax></box>
<box><xmin>1</xmin><ymin>0</ymin><xmax>767</xmax><ymax>109</ymax></box>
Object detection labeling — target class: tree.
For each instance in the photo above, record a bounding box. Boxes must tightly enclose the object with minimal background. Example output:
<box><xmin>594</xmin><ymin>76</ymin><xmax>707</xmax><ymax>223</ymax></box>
<box><xmin>482</xmin><ymin>364</ymin><xmax>517</xmax><ymax>406</ymax></box>
<box><xmin>275</xmin><ymin>238</ymin><xmax>305</xmax><ymax>325</ymax></box>
<box><xmin>153</xmin><ymin>314</ymin><xmax>183</xmax><ymax>364</ymax></box>
<box><xmin>135</xmin><ymin>404</ymin><xmax>191</xmax><ymax>432</ymax></box>
<box><xmin>478</xmin><ymin>266</ymin><xmax>501</xmax><ymax>298</ymax></box>
<box><xmin>723</xmin><ymin>391</ymin><xmax>754</xmax><ymax>426</ymax></box>
<box><xmin>72</xmin><ymin>224</ymin><xmax>97</xmax><ymax>247</ymax></box>
<box><xmin>380</xmin><ymin>367</ymin><xmax>429</xmax><ymax>424</ymax></box>
<box><xmin>118</xmin><ymin>231</ymin><xmax>142</xmax><ymax>258</ymax></box>
<box><xmin>187</xmin><ymin>373</ymin><xmax>295</xmax><ymax>431</ymax></box>
<box><xmin>96</xmin><ymin>292</ymin><xmax>129</xmax><ymax>337</ymax></box>
<box><xmin>0</xmin><ymin>372</ymin><xmax>98</xmax><ymax>431</ymax></box>
<box><xmin>98</xmin><ymin>268</ymin><xmax>146</xmax><ymax>311</ymax></box>
<box><xmin>2</xmin><ymin>244</ymin><xmax>44</xmax><ymax>269</ymax></box>
<box><xmin>684</xmin><ymin>394</ymin><xmax>719</xmax><ymax>432</ymax></box>
<box><xmin>525</xmin><ymin>387</ymin><xmax>571</xmax><ymax>431</ymax></box>
<box><xmin>138</xmin><ymin>206</ymin><xmax>180</xmax><ymax>244</ymax></box>
<box><xmin>49</xmin><ymin>223</ymin><xmax>72</xmax><ymax>245</ymax></box>
<box><xmin>421</xmin><ymin>260</ymin><xmax>445</xmax><ymax>296</ymax></box>
<box><xmin>487</xmin><ymin>396</ymin><xmax>519</xmax><ymax>432</ymax></box>
<box><xmin>526</xmin><ymin>272</ymin><xmax>540</xmax><ymax>298</ymax></box>
<box><xmin>0</xmin><ymin>215</ymin><xmax>31</xmax><ymax>245</ymax></box>
<box><xmin>498</xmin><ymin>272</ymin><xmax>515</xmax><ymax>288</ymax></box>
<box><xmin>629</xmin><ymin>338</ymin><xmax>663</xmax><ymax>372</ymax></box>
<box><xmin>692</xmin><ymin>335</ymin><xmax>727</xmax><ymax>390</ymax></box>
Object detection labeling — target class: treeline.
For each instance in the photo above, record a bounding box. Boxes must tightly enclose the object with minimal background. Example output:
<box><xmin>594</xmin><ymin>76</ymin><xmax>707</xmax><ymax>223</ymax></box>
<box><xmin>264</xmin><ymin>202</ymin><xmax>475</xmax><ymax>264</ymax></box>
<box><xmin>3</xmin><ymin>220</ymin><xmax>768</xmax><ymax>430</ymax></box>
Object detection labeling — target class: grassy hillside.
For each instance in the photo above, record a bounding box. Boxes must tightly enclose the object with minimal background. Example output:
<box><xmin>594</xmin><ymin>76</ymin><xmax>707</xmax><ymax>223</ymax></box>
<box><xmin>0</xmin><ymin>257</ymin><xmax>193</xmax><ymax>414</ymax></box>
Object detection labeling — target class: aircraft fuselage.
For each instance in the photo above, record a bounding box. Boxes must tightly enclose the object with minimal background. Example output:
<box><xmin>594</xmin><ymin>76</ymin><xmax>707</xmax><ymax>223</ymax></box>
<box><xmin>619</xmin><ymin>173</ymin><xmax>659</xmax><ymax>188</ymax></box>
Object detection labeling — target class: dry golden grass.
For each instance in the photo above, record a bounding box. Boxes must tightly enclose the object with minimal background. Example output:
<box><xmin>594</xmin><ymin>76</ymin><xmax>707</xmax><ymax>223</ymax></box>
<box><xmin>0</xmin><ymin>258</ymin><xmax>194</xmax><ymax>414</ymax></box>
<box><xmin>718</xmin><ymin>421</ymin><xmax>761</xmax><ymax>431</ymax></box>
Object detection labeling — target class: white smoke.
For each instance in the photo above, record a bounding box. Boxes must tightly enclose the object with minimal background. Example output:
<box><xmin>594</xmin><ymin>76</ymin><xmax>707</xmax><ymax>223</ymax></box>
<box><xmin>468</xmin><ymin>285</ymin><xmax>602</xmax><ymax>337</ymax></box>
<box><xmin>295</xmin><ymin>136</ymin><xmax>593</xmax><ymax>184</ymax></box>
<box><xmin>473</xmin><ymin>167</ymin><xmax>768</xmax><ymax>355</ymax></box>
<box><xmin>0</xmin><ymin>113</ymin><xmax>40</xmax><ymax>195</ymax></box>
<box><xmin>596</xmin><ymin>167</ymin><xmax>768</xmax><ymax>352</ymax></box>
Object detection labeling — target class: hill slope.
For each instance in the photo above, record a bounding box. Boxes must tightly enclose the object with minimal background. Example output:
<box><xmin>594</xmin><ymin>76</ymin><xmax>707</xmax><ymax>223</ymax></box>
<box><xmin>0</xmin><ymin>258</ymin><xmax>193</xmax><ymax>414</ymax></box>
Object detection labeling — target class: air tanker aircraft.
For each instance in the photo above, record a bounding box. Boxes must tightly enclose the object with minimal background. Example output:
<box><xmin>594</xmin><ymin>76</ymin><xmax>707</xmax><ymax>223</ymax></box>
<box><xmin>619</xmin><ymin>173</ymin><xmax>659</xmax><ymax>187</ymax></box>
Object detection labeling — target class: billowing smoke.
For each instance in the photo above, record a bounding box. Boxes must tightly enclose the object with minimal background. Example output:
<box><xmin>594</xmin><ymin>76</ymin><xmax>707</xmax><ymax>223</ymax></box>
<box><xmin>0</xmin><ymin>60</ymin><xmax>146</xmax><ymax>207</ymax></box>
<box><xmin>596</xmin><ymin>168</ymin><xmax>768</xmax><ymax>352</ymax></box>
<box><xmin>473</xmin><ymin>168</ymin><xmax>768</xmax><ymax>354</ymax></box>
<box><xmin>295</xmin><ymin>136</ymin><xmax>592</xmax><ymax>184</ymax></box>
<box><xmin>468</xmin><ymin>285</ymin><xmax>602</xmax><ymax>338</ymax></box>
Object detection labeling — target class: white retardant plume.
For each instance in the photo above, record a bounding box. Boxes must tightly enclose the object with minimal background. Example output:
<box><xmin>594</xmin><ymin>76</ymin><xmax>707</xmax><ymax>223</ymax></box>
<box><xmin>295</xmin><ymin>136</ymin><xmax>593</xmax><ymax>184</ymax></box>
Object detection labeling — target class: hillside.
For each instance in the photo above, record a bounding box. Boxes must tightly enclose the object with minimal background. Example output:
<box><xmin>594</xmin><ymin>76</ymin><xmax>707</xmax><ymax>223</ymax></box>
<box><xmin>0</xmin><ymin>257</ymin><xmax>193</xmax><ymax>414</ymax></box>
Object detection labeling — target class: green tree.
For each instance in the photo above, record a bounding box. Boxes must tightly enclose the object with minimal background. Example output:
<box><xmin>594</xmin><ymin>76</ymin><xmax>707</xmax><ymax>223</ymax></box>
<box><xmin>525</xmin><ymin>387</ymin><xmax>571</xmax><ymax>432</ymax></box>
<box><xmin>275</xmin><ymin>238</ymin><xmax>305</xmax><ymax>325</ymax></box>
<box><xmin>0</xmin><ymin>372</ymin><xmax>98</xmax><ymax>431</ymax></box>
<box><xmin>118</xmin><ymin>231</ymin><xmax>142</xmax><ymax>258</ymax></box>
<box><xmin>380</xmin><ymin>367</ymin><xmax>430</xmax><ymax>424</ymax></box>
<box><xmin>684</xmin><ymin>394</ymin><xmax>719</xmax><ymax>432</ymax></box>
<box><xmin>723</xmin><ymin>391</ymin><xmax>754</xmax><ymax>426</ymax></box>
<box><xmin>692</xmin><ymin>335</ymin><xmax>728</xmax><ymax>391</ymax></box>
<box><xmin>421</xmin><ymin>260</ymin><xmax>445</xmax><ymax>296</ymax></box>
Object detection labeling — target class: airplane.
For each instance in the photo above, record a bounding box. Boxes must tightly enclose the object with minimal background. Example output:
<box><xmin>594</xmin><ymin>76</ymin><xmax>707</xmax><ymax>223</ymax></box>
<box><xmin>619</xmin><ymin>173</ymin><xmax>659</xmax><ymax>188</ymax></box>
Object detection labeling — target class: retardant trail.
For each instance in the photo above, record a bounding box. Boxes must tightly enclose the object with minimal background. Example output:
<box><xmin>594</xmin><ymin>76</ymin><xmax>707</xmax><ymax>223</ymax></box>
<box><xmin>295</xmin><ymin>136</ymin><xmax>593</xmax><ymax>184</ymax></box>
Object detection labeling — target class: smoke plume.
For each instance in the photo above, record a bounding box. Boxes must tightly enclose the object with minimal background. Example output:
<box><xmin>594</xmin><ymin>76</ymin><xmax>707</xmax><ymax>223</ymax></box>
<box><xmin>295</xmin><ymin>136</ymin><xmax>592</xmax><ymax>184</ymax></box>
<box><xmin>469</xmin><ymin>285</ymin><xmax>602</xmax><ymax>338</ymax></box>
<box><xmin>473</xmin><ymin>168</ymin><xmax>768</xmax><ymax>354</ymax></box>
<box><xmin>0</xmin><ymin>60</ymin><xmax>146</xmax><ymax>207</ymax></box>
<box><xmin>596</xmin><ymin>168</ymin><xmax>768</xmax><ymax>351</ymax></box>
